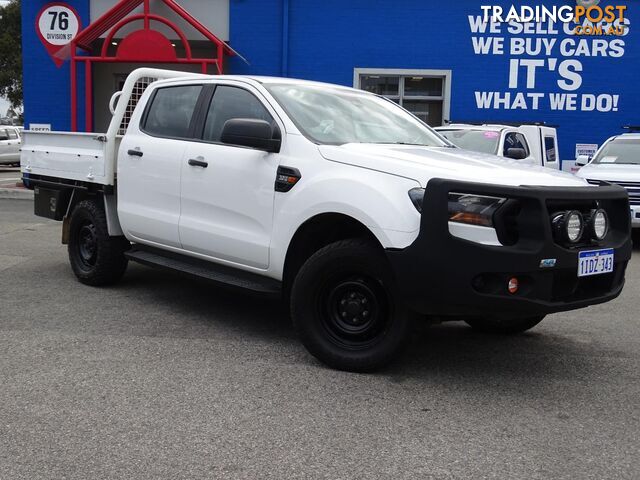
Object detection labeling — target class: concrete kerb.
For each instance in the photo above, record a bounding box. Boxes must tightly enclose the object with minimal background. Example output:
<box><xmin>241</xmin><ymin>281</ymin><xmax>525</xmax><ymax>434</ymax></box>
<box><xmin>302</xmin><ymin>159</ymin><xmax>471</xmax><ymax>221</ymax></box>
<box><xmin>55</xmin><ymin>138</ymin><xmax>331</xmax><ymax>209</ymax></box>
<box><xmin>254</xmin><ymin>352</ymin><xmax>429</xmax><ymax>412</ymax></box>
<box><xmin>0</xmin><ymin>188</ymin><xmax>34</xmax><ymax>200</ymax></box>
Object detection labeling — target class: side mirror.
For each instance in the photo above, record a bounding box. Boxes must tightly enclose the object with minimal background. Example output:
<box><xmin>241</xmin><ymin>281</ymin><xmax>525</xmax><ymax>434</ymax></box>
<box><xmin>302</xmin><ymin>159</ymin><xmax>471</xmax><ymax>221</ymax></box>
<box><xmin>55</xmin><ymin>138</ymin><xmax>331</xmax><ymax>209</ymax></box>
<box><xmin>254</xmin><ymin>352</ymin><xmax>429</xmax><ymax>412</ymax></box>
<box><xmin>505</xmin><ymin>147</ymin><xmax>527</xmax><ymax>160</ymax></box>
<box><xmin>221</xmin><ymin>118</ymin><xmax>281</xmax><ymax>153</ymax></box>
<box><xmin>575</xmin><ymin>154</ymin><xmax>591</xmax><ymax>167</ymax></box>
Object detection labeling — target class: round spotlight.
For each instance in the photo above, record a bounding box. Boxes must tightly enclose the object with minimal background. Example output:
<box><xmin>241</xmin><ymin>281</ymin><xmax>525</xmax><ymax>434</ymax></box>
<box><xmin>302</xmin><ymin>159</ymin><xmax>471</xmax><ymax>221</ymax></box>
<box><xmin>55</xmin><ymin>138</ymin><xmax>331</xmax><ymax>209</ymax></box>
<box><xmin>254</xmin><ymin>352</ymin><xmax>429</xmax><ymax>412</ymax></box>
<box><xmin>565</xmin><ymin>211</ymin><xmax>584</xmax><ymax>243</ymax></box>
<box><xmin>591</xmin><ymin>209</ymin><xmax>609</xmax><ymax>240</ymax></box>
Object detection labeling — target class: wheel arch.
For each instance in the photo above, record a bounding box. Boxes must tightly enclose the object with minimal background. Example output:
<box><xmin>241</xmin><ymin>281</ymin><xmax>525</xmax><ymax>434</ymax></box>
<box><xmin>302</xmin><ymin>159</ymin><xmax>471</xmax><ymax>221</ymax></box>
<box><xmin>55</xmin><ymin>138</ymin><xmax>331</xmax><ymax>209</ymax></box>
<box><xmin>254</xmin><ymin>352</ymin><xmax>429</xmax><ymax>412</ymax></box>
<box><xmin>62</xmin><ymin>189</ymin><xmax>122</xmax><ymax>244</ymax></box>
<box><xmin>282</xmin><ymin>212</ymin><xmax>383</xmax><ymax>292</ymax></box>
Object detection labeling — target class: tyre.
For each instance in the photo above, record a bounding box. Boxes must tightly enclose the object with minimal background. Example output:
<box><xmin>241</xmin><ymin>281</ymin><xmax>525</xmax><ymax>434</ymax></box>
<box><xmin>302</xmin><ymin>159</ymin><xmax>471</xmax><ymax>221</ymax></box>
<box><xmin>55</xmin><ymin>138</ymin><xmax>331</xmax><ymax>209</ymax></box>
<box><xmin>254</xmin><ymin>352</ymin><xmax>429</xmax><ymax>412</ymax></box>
<box><xmin>290</xmin><ymin>238</ymin><xmax>411</xmax><ymax>372</ymax></box>
<box><xmin>68</xmin><ymin>199</ymin><xmax>129</xmax><ymax>286</ymax></box>
<box><xmin>465</xmin><ymin>315</ymin><xmax>545</xmax><ymax>334</ymax></box>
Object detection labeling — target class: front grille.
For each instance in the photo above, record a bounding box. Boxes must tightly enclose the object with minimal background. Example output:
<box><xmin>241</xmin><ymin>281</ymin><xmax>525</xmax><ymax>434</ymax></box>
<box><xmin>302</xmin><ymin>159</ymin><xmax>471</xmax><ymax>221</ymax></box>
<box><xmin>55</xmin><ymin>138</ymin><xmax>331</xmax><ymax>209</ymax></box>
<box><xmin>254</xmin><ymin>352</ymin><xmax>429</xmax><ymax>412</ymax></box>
<box><xmin>495</xmin><ymin>196</ymin><xmax>613</xmax><ymax>249</ymax></box>
<box><xmin>611</xmin><ymin>181</ymin><xmax>640</xmax><ymax>206</ymax></box>
<box><xmin>587</xmin><ymin>179</ymin><xmax>640</xmax><ymax>205</ymax></box>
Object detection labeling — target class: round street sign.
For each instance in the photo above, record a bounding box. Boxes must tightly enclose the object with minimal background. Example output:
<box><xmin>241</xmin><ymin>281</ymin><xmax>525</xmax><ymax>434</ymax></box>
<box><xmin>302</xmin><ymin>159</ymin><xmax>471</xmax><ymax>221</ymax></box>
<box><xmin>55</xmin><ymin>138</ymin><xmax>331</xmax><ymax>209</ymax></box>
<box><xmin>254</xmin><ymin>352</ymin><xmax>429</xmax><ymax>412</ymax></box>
<box><xmin>36</xmin><ymin>3</ymin><xmax>81</xmax><ymax>67</ymax></box>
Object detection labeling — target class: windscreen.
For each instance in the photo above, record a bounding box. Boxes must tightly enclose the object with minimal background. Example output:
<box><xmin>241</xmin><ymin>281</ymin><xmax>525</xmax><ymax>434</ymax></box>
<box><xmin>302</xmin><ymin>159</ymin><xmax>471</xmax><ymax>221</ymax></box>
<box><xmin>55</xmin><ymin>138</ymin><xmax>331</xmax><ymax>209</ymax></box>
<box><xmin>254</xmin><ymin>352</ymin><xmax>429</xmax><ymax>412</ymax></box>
<box><xmin>437</xmin><ymin>129</ymin><xmax>500</xmax><ymax>155</ymax></box>
<box><xmin>591</xmin><ymin>138</ymin><xmax>640</xmax><ymax>165</ymax></box>
<box><xmin>265</xmin><ymin>83</ymin><xmax>449</xmax><ymax>147</ymax></box>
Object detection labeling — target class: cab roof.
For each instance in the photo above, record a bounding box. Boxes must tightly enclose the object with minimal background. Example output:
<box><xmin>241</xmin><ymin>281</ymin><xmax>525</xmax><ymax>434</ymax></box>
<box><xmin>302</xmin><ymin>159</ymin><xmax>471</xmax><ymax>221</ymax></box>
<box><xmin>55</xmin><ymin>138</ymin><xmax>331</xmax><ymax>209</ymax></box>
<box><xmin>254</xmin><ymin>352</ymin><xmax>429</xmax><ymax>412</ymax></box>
<box><xmin>435</xmin><ymin>124</ymin><xmax>507</xmax><ymax>131</ymax></box>
<box><xmin>152</xmin><ymin>74</ymin><xmax>363</xmax><ymax>93</ymax></box>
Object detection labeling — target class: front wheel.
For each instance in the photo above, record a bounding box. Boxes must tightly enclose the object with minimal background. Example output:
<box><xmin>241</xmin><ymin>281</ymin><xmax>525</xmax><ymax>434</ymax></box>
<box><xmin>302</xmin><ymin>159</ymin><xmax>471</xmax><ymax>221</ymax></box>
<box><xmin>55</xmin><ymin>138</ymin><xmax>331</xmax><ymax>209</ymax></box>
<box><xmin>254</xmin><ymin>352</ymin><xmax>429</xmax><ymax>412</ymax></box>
<box><xmin>68</xmin><ymin>199</ymin><xmax>129</xmax><ymax>286</ymax></box>
<box><xmin>465</xmin><ymin>316</ymin><xmax>545</xmax><ymax>334</ymax></box>
<box><xmin>290</xmin><ymin>239</ymin><xmax>411</xmax><ymax>372</ymax></box>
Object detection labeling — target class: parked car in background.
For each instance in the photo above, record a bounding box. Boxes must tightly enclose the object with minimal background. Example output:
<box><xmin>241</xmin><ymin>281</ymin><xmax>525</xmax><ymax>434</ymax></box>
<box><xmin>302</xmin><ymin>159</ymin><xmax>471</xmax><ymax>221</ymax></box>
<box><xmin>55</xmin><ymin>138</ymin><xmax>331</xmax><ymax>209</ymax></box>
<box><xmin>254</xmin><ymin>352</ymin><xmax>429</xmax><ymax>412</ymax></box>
<box><xmin>0</xmin><ymin>126</ymin><xmax>22</xmax><ymax>165</ymax></box>
<box><xmin>575</xmin><ymin>130</ymin><xmax>640</xmax><ymax>228</ymax></box>
<box><xmin>435</xmin><ymin>123</ymin><xmax>559</xmax><ymax>169</ymax></box>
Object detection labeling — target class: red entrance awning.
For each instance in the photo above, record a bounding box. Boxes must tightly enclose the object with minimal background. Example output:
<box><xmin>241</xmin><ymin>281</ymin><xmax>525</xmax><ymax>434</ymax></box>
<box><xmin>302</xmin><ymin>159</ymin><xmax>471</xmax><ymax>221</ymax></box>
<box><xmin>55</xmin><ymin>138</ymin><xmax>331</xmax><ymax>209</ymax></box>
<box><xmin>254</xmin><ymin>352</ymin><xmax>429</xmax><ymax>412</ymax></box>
<box><xmin>68</xmin><ymin>0</ymin><xmax>246</xmax><ymax>132</ymax></box>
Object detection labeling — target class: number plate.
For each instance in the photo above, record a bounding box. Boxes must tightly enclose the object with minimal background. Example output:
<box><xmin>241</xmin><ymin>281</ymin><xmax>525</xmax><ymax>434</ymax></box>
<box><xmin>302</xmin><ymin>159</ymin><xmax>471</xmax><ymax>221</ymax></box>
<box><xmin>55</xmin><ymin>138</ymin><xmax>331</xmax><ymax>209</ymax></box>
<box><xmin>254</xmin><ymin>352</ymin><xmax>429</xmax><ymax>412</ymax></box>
<box><xmin>578</xmin><ymin>248</ymin><xmax>614</xmax><ymax>277</ymax></box>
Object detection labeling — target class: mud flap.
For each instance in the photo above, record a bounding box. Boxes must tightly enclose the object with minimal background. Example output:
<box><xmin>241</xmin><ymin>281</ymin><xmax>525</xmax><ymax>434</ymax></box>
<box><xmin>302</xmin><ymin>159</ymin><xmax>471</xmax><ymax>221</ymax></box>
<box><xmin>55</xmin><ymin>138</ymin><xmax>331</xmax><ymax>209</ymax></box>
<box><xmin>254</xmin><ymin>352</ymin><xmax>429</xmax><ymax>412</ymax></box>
<box><xmin>61</xmin><ymin>215</ymin><xmax>71</xmax><ymax>245</ymax></box>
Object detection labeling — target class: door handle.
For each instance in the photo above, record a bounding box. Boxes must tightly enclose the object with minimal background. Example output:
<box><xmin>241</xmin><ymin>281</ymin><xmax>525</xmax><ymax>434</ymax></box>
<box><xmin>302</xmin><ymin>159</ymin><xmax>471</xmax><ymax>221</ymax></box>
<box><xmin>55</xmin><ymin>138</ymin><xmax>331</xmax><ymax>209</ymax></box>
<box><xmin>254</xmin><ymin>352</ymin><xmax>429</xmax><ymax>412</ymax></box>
<box><xmin>188</xmin><ymin>159</ymin><xmax>208</xmax><ymax>168</ymax></box>
<box><xmin>128</xmin><ymin>149</ymin><xmax>143</xmax><ymax>157</ymax></box>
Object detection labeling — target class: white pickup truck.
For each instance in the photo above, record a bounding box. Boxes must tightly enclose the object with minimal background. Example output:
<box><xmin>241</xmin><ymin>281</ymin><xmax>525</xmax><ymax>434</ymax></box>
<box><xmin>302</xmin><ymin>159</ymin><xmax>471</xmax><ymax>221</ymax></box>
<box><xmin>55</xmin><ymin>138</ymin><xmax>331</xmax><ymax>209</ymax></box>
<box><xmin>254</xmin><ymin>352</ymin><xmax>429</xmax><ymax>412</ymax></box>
<box><xmin>435</xmin><ymin>123</ymin><xmax>560</xmax><ymax>169</ymax></box>
<box><xmin>21</xmin><ymin>69</ymin><xmax>632</xmax><ymax>371</ymax></box>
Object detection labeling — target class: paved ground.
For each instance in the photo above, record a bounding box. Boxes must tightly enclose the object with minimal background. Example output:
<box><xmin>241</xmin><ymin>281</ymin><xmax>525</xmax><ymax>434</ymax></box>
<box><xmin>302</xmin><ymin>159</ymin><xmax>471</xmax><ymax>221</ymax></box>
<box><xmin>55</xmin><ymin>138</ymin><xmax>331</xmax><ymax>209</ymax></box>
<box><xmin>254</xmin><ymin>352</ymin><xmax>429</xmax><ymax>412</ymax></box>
<box><xmin>1</xmin><ymin>198</ymin><xmax>639</xmax><ymax>479</ymax></box>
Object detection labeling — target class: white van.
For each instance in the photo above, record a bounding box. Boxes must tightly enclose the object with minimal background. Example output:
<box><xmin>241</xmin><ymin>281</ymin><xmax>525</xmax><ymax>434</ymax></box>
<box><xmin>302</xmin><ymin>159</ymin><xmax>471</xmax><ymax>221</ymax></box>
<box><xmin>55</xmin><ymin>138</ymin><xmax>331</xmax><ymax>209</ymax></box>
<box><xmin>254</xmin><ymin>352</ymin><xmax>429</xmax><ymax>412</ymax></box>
<box><xmin>435</xmin><ymin>123</ymin><xmax>560</xmax><ymax>169</ymax></box>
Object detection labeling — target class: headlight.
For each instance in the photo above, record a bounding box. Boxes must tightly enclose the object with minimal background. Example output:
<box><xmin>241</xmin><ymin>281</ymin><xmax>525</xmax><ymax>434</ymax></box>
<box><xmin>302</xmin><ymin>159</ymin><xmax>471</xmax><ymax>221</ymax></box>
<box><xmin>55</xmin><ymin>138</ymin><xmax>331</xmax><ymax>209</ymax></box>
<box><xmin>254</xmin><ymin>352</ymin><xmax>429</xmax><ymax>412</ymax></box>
<box><xmin>591</xmin><ymin>209</ymin><xmax>609</xmax><ymax>240</ymax></box>
<box><xmin>408</xmin><ymin>188</ymin><xmax>425</xmax><ymax>212</ymax></box>
<box><xmin>552</xmin><ymin>210</ymin><xmax>584</xmax><ymax>244</ymax></box>
<box><xmin>448</xmin><ymin>193</ymin><xmax>506</xmax><ymax>227</ymax></box>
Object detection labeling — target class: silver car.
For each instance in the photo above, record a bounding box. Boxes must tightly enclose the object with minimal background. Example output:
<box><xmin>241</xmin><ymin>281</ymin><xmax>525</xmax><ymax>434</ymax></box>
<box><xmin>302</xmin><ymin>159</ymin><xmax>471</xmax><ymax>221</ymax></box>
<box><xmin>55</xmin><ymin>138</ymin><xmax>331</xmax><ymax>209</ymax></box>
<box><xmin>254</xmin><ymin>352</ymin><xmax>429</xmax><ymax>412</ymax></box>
<box><xmin>0</xmin><ymin>126</ymin><xmax>21</xmax><ymax>165</ymax></box>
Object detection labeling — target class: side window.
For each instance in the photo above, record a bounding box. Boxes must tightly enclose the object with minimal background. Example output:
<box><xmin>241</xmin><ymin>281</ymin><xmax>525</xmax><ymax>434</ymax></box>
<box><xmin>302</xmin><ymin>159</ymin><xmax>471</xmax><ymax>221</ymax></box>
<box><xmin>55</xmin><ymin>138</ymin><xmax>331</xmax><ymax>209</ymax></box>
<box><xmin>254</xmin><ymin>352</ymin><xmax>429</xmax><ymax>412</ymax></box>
<box><xmin>503</xmin><ymin>132</ymin><xmax>529</xmax><ymax>156</ymax></box>
<box><xmin>0</xmin><ymin>129</ymin><xmax>8</xmax><ymax>141</ymax></box>
<box><xmin>545</xmin><ymin>136</ymin><xmax>557</xmax><ymax>162</ymax></box>
<box><xmin>203</xmin><ymin>86</ymin><xmax>273</xmax><ymax>143</ymax></box>
<box><xmin>8</xmin><ymin>129</ymin><xmax>18</xmax><ymax>140</ymax></box>
<box><xmin>515</xmin><ymin>133</ymin><xmax>529</xmax><ymax>156</ymax></box>
<box><xmin>143</xmin><ymin>85</ymin><xmax>202</xmax><ymax>138</ymax></box>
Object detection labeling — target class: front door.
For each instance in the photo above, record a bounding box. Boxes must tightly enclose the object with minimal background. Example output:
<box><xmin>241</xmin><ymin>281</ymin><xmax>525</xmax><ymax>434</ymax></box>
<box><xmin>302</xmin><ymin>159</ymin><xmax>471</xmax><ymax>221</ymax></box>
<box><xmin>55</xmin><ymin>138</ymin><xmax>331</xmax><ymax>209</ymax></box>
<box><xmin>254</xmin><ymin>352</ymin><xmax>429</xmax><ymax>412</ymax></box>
<box><xmin>502</xmin><ymin>131</ymin><xmax>537</xmax><ymax>166</ymax></box>
<box><xmin>118</xmin><ymin>84</ymin><xmax>203</xmax><ymax>248</ymax></box>
<box><xmin>179</xmin><ymin>84</ymin><xmax>281</xmax><ymax>269</ymax></box>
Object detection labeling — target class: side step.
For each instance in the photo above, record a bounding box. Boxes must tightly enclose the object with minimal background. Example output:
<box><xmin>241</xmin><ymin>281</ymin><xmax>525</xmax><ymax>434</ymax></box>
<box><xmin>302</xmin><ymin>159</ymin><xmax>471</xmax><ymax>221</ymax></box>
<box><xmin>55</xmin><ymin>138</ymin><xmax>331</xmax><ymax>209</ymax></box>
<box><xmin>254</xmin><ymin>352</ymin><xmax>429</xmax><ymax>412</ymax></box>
<box><xmin>125</xmin><ymin>247</ymin><xmax>281</xmax><ymax>297</ymax></box>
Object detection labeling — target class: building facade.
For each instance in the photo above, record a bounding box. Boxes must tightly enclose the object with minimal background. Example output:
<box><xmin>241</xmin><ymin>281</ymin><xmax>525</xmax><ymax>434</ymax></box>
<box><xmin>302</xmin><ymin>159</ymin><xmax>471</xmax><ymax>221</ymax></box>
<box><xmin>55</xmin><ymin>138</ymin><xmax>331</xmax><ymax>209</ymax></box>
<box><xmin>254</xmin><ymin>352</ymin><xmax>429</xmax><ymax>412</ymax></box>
<box><xmin>22</xmin><ymin>0</ymin><xmax>639</xmax><ymax>166</ymax></box>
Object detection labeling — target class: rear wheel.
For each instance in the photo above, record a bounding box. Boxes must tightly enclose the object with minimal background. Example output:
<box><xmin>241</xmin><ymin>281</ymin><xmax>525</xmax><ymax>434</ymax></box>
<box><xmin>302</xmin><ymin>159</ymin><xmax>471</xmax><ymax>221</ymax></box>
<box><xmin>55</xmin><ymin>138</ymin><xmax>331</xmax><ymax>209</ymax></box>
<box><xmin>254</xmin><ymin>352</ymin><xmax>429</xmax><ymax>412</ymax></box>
<box><xmin>68</xmin><ymin>199</ymin><xmax>129</xmax><ymax>286</ymax></box>
<box><xmin>465</xmin><ymin>316</ymin><xmax>545</xmax><ymax>334</ymax></box>
<box><xmin>291</xmin><ymin>239</ymin><xmax>411</xmax><ymax>372</ymax></box>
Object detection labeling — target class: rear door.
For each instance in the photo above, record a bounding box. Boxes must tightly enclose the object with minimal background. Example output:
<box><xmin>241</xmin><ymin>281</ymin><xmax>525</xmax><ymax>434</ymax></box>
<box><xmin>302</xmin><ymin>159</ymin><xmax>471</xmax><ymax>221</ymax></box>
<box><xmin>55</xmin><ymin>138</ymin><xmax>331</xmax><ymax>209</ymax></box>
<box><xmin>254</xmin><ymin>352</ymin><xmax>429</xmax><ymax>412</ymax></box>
<box><xmin>179</xmin><ymin>83</ymin><xmax>282</xmax><ymax>269</ymax></box>
<box><xmin>117</xmin><ymin>84</ymin><xmax>204</xmax><ymax>248</ymax></box>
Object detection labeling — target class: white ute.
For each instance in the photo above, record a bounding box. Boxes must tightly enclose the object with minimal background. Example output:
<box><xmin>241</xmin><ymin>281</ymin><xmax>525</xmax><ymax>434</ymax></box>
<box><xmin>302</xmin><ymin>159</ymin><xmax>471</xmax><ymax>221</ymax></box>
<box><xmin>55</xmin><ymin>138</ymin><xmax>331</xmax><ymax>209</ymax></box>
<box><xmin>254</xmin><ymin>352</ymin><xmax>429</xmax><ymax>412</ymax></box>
<box><xmin>575</xmin><ymin>130</ymin><xmax>640</xmax><ymax>228</ymax></box>
<box><xmin>435</xmin><ymin>123</ymin><xmax>560</xmax><ymax>169</ymax></box>
<box><xmin>22</xmin><ymin>69</ymin><xmax>632</xmax><ymax>371</ymax></box>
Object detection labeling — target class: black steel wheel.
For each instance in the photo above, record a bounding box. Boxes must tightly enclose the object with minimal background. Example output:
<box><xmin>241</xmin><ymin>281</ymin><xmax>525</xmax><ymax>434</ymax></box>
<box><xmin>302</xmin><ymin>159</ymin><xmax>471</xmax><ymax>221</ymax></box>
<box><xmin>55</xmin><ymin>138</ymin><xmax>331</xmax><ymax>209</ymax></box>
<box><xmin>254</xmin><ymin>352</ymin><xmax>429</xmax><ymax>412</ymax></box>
<box><xmin>320</xmin><ymin>274</ymin><xmax>390</xmax><ymax>350</ymax></box>
<box><xmin>68</xmin><ymin>199</ymin><xmax>129</xmax><ymax>286</ymax></box>
<box><xmin>291</xmin><ymin>238</ymin><xmax>411</xmax><ymax>372</ymax></box>
<box><xmin>75</xmin><ymin>221</ymin><xmax>98</xmax><ymax>270</ymax></box>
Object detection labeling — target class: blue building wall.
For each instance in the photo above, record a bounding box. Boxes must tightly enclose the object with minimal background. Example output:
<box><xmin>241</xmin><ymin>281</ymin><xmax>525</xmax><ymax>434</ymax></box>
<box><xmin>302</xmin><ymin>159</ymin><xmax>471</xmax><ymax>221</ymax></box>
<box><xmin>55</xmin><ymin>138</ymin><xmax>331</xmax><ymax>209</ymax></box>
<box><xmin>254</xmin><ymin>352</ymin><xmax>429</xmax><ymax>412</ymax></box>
<box><xmin>22</xmin><ymin>0</ymin><xmax>90</xmax><ymax>132</ymax></box>
<box><xmin>22</xmin><ymin>0</ymin><xmax>639</xmax><ymax>164</ymax></box>
<box><xmin>228</xmin><ymin>0</ymin><xmax>639</xmax><ymax>163</ymax></box>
